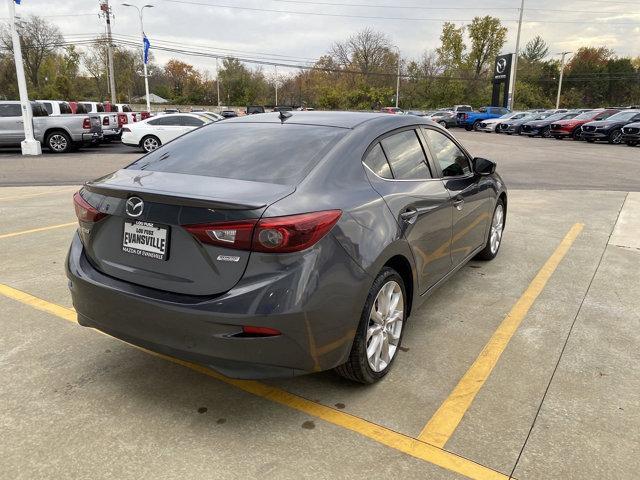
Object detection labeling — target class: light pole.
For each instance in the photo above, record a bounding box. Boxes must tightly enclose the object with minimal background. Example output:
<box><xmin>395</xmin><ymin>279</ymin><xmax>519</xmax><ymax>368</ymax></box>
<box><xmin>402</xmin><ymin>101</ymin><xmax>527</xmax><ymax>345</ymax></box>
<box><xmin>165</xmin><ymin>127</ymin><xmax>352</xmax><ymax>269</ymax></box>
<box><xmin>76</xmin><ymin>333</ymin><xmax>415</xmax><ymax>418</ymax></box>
<box><xmin>555</xmin><ymin>51</ymin><xmax>572</xmax><ymax>110</ymax></box>
<box><xmin>122</xmin><ymin>3</ymin><xmax>153</xmax><ymax>112</ymax></box>
<box><xmin>508</xmin><ymin>0</ymin><xmax>525</xmax><ymax>110</ymax></box>
<box><xmin>394</xmin><ymin>46</ymin><xmax>400</xmax><ymax>109</ymax></box>
<box><xmin>216</xmin><ymin>57</ymin><xmax>220</xmax><ymax>109</ymax></box>
<box><xmin>274</xmin><ymin>65</ymin><xmax>278</xmax><ymax>107</ymax></box>
<box><xmin>7</xmin><ymin>0</ymin><xmax>41</xmax><ymax>155</ymax></box>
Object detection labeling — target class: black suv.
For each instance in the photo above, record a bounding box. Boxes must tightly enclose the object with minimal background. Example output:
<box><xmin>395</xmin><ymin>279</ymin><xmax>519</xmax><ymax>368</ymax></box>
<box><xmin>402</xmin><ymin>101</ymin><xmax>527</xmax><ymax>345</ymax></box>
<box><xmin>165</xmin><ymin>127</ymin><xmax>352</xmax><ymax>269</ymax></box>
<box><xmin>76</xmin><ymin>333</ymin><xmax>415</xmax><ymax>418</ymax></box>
<box><xmin>581</xmin><ymin>110</ymin><xmax>640</xmax><ymax>144</ymax></box>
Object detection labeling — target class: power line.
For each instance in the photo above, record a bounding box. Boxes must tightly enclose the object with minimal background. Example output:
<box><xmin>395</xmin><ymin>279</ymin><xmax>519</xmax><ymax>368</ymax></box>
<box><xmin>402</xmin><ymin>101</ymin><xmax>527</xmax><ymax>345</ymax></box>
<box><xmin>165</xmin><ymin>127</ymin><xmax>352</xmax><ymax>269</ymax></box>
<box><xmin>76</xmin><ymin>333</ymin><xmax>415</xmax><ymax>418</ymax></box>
<box><xmin>160</xmin><ymin>0</ymin><xmax>640</xmax><ymax>25</ymax></box>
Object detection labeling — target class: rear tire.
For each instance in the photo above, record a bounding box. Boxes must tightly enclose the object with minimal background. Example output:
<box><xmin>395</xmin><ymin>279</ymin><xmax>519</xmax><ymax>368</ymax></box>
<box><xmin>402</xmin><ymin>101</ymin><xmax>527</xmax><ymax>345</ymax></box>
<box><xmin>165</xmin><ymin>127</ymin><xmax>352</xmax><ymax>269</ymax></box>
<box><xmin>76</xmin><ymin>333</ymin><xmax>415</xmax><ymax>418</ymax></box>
<box><xmin>541</xmin><ymin>127</ymin><xmax>551</xmax><ymax>138</ymax></box>
<box><xmin>335</xmin><ymin>267</ymin><xmax>407</xmax><ymax>384</ymax></box>
<box><xmin>572</xmin><ymin>128</ymin><xmax>582</xmax><ymax>141</ymax></box>
<box><xmin>608</xmin><ymin>129</ymin><xmax>622</xmax><ymax>145</ymax></box>
<box><xmin>438</xmin><ymin>120</ymin><xmax>447</xmax><ymax>128</ymax></box>
<box><xmin>141</xmin><ymin>135</ymin><xmax>161</xmax><ymax>153</ymax></box>
<box><xmin>475</xmin><ymin>199</ymin><xmax>505</xmax><ymax>261</ymax></box>
<box><xmin>45</xmin><ymin>131</ymin><xmax>72</xmax><ymax>154</ymax></box>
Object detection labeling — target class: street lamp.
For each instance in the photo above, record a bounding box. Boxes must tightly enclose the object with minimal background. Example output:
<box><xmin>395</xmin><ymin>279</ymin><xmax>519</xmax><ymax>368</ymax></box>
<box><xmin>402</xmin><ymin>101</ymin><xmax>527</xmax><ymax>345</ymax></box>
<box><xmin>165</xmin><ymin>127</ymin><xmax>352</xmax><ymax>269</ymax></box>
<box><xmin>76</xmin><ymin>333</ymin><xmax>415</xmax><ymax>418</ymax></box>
<box><xmin>122</xmin><ymin>3</ymin><xmax>153</xmax><ymax>112</ymax></box>
<box><xmin>555</xmin><ymin>51</ymin><xmax>572</xmax><ymax>110</ymax></box>
<box><xmin>393</xmin><ymin>45</ymin><xmax>400</xmax><ymax>109</ymax></box>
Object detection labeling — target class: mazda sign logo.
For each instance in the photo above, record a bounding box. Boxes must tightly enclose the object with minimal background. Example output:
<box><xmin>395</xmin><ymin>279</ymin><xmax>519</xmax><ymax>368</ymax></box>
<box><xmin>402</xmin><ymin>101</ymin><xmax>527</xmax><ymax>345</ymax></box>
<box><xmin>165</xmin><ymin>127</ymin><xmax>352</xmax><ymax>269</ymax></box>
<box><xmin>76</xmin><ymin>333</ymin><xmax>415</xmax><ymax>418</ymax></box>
<box><xmin>496</xmin><ymin>58</ymin><xmax>507</xmax><ymax>75</ymax></box>
<box><xmin>125</xmin><ymin>196</ymin><xmax>144</xmax><ymax>217</ymax></box>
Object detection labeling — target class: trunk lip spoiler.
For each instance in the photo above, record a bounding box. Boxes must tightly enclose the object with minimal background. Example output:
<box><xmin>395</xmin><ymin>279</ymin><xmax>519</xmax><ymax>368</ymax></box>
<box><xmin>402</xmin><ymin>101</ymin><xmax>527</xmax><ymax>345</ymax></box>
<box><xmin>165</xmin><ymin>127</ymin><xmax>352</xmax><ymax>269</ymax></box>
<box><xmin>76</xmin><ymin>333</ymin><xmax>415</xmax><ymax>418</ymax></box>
<box><xmin>83</xmin><ymin>183</ymin><xmax>267</xmax><ymax>211</ymax></box>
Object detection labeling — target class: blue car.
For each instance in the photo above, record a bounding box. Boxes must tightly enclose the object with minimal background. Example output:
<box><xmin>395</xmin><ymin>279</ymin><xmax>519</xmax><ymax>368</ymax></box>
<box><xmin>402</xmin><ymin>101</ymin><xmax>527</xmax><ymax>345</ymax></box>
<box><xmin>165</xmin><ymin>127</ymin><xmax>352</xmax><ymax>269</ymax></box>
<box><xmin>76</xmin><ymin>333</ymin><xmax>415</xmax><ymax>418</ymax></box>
<box><xmin>457</xmin><ymin>106</ymin><xmax>511</xmax><ymax>131</ymax></box>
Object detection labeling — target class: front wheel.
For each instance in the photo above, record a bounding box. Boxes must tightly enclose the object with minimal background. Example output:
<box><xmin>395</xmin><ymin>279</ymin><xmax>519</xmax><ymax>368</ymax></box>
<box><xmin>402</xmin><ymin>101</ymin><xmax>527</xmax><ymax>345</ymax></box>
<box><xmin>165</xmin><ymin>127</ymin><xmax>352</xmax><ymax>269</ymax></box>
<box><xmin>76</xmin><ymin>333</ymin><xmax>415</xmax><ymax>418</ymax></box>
<box><xmin>627</xmin><ymin>141</ymin><xmax>638</xmax><ymax>147</ymax></box>
<box><xmin>475</xmin><ymin>199</ymin><xmax>505</xmax><ymax>261</ymax></box>
<box><xmin>335</xmin><ymin>267</ymin><xmax>406</xmax><ymax>384</ymax></box>
<box><xmin>472</xmin><ymin>120</ymin><xmax>482</xmax><ymax>131</ymax></box>
<box><xmin>541</xmin><ymin>127</ymin><xmax>551</xmax><ymax>138</ymax></box>
<box><xmin>438</xmin><ymin>120</ymin><xmax>447</xmax><ymax>128</ymax></box>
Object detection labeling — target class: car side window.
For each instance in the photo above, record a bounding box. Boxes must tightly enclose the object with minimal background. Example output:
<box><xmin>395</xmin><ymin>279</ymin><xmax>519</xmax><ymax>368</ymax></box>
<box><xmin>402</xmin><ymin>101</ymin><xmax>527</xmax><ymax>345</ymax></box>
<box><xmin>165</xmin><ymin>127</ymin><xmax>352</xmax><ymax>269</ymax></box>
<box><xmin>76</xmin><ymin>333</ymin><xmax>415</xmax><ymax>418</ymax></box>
<box><xmin>423</xmin><ymin>129</ymin><xmax>471</xmax><ymax>178</ymax></box>
<box><xmin>41</xmin><ymin>102</ymin><xmax>53</xmax><ymax>114</ymax></box>
<box><xmin>147</xmin><ymin>118</ymin><xmax>162</xmax><ymax>126</ymax></box>
<box><xmin>363</xmin><ymin>143</ymin><xmax>392</xmax><ymax>179</ymax></box>
<box><xmin>380</xmin><ymin>129</ymin><xmax>431</xmax><ymax>180</ymax></box>
<box><xmin>180</xmin><ymin>116</ymin><xmax>205</xmax><ymax>127</ymax></box>
<box><xmin>0</xmin><ymin>104</ymin><xmax>22</xmax><ymax>117</ymax></box>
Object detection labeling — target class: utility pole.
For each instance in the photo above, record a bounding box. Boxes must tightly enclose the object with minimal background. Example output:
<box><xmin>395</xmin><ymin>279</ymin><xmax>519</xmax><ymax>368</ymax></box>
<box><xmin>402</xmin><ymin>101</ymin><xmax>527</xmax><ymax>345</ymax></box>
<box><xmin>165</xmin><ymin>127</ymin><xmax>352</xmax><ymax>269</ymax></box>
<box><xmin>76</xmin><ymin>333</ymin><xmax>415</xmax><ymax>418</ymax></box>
<box><xmin>556</xmin><ymin>51</ymin><xmax>571</xmax><ymax>110</ymax></box>
<box><xmin>274</xmin><ymin>65</ymin><xmax>278</xmax><ymax>106</ymax></box>
<box><xmin>7</xmin><ymin>0</ymin><xmax>41</xmax><ymax>155</ymax></box>
<box><xmin>394</xmin><ymin>46</ymin><xmax>401</xmax><ymax>108</ymax></box>
<box><xmin>216</xmin><ymin>57</ymin><xmax>220</xmax><ymax>109</ymax></box>
<box><xmin>100</xmin><ymin>1</ymin><xmax>117</xmax><ymax>106</ymax></box>
<box><xmin>508</xmin><ymin>0</ymin><xmax>525</xmax><ymax>110</ymax></box>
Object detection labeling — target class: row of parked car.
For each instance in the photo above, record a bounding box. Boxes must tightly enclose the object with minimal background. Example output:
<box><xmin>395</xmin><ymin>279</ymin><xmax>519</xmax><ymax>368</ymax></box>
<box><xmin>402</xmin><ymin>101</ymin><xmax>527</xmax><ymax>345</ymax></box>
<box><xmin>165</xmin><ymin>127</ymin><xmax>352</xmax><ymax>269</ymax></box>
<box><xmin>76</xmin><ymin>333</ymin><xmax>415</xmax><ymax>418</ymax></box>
<box><xmin>0</xmin><ymin>99</ymin><xmax>150</xmax><ymax>153</ymax></box>
<box><xmin>395</xmin><ymin>105</ymin><xmax>640</xmax><ymax>147</ymax></box>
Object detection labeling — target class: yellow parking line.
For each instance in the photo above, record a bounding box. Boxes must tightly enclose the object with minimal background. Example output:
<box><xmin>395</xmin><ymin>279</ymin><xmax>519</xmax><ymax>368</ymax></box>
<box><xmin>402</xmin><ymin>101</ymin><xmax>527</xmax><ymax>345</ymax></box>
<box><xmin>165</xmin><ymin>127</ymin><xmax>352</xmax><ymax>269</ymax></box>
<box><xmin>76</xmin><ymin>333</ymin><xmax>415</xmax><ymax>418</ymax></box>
<box><xmin>0</xmin><ymin>222</ymin><xmax>76</xmax><ymax>240</ymax></box>
<box><xmin>418</xmin><ymin>223</ymin><xmax>584</xmax><ymax>447</ymax></box>
<box><xmin>0</xmin><ymin>283</ymin><xmax>508</xmax><ymax>480</ymax></box>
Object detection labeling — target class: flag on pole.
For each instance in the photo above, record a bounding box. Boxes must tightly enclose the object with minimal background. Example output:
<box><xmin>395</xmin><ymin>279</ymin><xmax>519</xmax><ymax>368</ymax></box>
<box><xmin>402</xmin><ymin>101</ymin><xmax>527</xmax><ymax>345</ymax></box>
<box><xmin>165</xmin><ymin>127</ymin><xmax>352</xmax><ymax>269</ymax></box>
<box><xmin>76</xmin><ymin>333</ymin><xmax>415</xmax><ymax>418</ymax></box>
<box><xmin>143</xmin><ymin>36</ymin><xmax>150</xmax><ymax>64</ymax></box>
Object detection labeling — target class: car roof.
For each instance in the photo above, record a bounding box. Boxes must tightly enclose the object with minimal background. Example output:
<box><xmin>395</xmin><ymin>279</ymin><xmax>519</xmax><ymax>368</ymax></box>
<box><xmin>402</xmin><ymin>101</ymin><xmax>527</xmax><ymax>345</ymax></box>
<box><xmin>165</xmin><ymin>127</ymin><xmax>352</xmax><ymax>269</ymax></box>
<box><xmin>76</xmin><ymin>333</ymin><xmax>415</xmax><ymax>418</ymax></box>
<box><xmin>223</xmin><ymin>111</ymin><xmax>425</xmax><ymax>129</ymax></box>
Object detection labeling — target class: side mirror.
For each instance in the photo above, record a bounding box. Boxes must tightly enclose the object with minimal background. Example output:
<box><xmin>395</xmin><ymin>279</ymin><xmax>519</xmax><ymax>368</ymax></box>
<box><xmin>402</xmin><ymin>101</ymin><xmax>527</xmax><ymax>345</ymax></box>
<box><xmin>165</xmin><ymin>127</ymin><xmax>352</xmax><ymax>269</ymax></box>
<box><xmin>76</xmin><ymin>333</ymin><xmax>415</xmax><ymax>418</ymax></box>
<box><xmin>473</xmin><ymin>157</ymin><xmax>496</xmax><ymax>176</ymax></box>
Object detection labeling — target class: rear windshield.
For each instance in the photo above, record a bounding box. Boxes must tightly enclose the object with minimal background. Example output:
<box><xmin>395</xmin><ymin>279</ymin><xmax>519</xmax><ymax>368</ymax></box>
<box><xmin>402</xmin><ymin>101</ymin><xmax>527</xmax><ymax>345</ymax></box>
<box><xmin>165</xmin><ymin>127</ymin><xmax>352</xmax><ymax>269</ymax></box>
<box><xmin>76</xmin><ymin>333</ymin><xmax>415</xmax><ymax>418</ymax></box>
<box><xmin>127</xmin><ymin>123</ymin><xmax>346</xmax><ymax>185</ymax></box>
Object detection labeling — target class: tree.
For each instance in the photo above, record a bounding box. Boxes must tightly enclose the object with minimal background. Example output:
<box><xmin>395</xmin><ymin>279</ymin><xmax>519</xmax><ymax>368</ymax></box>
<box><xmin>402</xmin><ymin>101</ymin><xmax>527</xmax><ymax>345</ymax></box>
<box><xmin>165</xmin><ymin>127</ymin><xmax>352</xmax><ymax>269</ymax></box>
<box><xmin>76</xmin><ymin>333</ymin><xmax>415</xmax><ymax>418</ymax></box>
<box><xmin>466</xmin><ymin>16</ymin><xmax>507</xmax><ymax>78</ymax></box>
<box><xmin>0</xmin><ymin>15</ymin><xmax>63</xmax><ymax>89</ymax></box>
<box><xmin>436</xmin><ymin>22</ymin><xmax>466</xmax><ymax>72</ymax></box>
<box><xmin>330</xmin><ymin>28</ymin><xmax>395</xmax><ymax>79</ymax></box>
<box><xmin>522</xmin><ymin>36</ymin><xmax>549</xmax><ymax>63</ymax></box>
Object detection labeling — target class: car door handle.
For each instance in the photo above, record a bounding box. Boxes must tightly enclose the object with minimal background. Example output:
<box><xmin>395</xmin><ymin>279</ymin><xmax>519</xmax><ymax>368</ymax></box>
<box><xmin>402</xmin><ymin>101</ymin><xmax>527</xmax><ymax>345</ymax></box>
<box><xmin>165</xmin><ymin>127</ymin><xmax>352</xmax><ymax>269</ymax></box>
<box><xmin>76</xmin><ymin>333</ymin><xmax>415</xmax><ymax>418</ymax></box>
<box><xmin>453</xmin><ymin>197</ymin><xmax>464</xmax><ymax>211</ymax></box>
<box><xmin>400</xmin><ymin>208</ymin><xmax>419</xmax><ymax>224</ymax></box>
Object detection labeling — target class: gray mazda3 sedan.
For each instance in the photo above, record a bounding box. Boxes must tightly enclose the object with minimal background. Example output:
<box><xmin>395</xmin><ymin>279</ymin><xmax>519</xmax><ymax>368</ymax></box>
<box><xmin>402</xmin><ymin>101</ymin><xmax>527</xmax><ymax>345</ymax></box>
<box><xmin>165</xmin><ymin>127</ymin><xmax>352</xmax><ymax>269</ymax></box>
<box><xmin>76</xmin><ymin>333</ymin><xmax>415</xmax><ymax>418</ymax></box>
<box><xmin>66</xmin><ymin>111</ymin><xmax>507</xmax><ymax>384</ymax></box>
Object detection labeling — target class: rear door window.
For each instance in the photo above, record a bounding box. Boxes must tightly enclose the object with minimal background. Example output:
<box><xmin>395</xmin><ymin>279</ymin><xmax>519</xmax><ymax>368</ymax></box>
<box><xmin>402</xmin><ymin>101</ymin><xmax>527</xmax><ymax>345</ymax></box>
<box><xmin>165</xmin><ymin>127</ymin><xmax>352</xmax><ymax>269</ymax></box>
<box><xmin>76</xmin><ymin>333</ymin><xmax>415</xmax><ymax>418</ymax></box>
<box><xmin>128</xmin><ymin>123</ymin><xmax>346</xmax><ymax>185</ymax></box>
<box><xmin>41</xmin><ymin>102</ymin><xmax>53</xmax><ymax>114</ymax></box>
<box><xmin>379</xmin><ymin>129</ymin><xmax>431</xmax><ymax>180</ymax></box>
<box><xmin>179</xmin><ymin>116</ymin><xmax>205</xmax><ymax>127</ymax></box>
<box><xmin>423</xmin><ymin>129</ymin><xmax>471</xmax><ymax>178</ymax></box>
<box><xmin>363</xmin><ymin>143</ymin><xmax>392</xmax><ymax>179</ymax></box>
<box><xmin>0</xmin><ymin>104</ymin><xmax>21</xmax><ymax>117</ymax></box>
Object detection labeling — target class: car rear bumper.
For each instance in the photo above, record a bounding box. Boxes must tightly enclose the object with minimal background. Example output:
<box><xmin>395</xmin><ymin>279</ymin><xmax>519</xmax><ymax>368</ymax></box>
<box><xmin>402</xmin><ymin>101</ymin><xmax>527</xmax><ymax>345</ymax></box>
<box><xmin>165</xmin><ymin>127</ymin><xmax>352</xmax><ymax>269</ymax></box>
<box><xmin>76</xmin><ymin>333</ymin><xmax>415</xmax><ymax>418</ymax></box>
<box><xmin>66</xmin><ymin>232</ymin><xmax>369</xmax><ymax>379</ymax></box>
<box><xmin>81</xmin><ymin>132</ymin><xmax>103</xmax><ymax>143</ymax></box>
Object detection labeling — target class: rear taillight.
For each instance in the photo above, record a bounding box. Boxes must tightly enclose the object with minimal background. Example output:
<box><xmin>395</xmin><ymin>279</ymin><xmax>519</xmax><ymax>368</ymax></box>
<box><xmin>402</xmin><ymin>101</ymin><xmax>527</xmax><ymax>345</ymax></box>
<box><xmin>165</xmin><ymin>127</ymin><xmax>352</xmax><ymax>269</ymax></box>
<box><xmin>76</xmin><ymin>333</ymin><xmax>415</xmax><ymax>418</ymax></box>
<box><xmin>102</xmin><ymin>116</ymin><xmax>109</xmax><ymax>126</ymax></box>
<box><xmin>132</xmin><ymin>115</ymin><xmax>138</xmax><ymax>122</ymax></box>
<box><xmin>141</xmin><ymin>111</ymin><xmax>151</xmax><ymax>120</ymax></box>
<box><xmin>118</xmin><ymin>113</ymin><xmax>128</xmax><ymax>127</ymax></box>
<box><xmin>183</xmin><ymin>220</ymin><xmax>257</xmax><ymax>250</ymax></box>
<box><xmin>82</xmin><ymin>117</ymin><xmax>91</xmax><ymax>129</ymax></box>
<box><xmin>183</xmin><ymin>210</ymin><xmax>342</xmax><ymax>253</ymax></box>
<box><xmin>73</xmin><ymin>192</ymin><xmax>106</xmax><ymax>223</ymax></box>
<box><xmin>121</xmin><ymin>127</ymin><xmax>131</xmax><ymax>133</ymax></box>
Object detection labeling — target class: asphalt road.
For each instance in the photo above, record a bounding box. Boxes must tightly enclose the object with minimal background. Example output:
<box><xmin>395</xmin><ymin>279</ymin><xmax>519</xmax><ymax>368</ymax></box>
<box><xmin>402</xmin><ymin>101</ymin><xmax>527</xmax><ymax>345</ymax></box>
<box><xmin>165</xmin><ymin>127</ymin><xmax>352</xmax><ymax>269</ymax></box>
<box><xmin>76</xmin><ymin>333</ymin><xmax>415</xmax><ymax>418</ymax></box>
<box><xmin>1</xmin><ymin>130</ymin><xmax>639</xmax><ymax>190</ymax></box>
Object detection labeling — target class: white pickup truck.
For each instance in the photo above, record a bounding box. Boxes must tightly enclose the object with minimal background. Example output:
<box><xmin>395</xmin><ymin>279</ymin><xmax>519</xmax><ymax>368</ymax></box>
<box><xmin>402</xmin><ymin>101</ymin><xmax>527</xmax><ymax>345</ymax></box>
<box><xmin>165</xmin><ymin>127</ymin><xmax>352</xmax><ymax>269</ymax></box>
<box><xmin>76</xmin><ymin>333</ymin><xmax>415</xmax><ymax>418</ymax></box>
<box><xmin>75</xmin><ymin>101</ymin><xmax>120</xmax><ymax>141</ymax></box>
<box><xmin>0</xmin><ymin>101</ymin><xmax>102</xmax><ymax>153</ymax></box>
<box><xmin>36</xmin><ymin>99</ymin><xmax>74</xmax><ymax>116</ymax></box>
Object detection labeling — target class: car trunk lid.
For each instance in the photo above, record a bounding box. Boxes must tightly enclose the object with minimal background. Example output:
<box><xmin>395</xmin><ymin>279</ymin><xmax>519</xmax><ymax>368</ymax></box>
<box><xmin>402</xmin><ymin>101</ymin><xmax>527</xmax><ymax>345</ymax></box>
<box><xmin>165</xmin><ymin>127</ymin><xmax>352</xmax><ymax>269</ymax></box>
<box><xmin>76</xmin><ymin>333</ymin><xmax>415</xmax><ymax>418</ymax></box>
<box><xmin>80</xmin><ymin>169</ymin><xmax>295</xmax><ymax>295</ymax></box>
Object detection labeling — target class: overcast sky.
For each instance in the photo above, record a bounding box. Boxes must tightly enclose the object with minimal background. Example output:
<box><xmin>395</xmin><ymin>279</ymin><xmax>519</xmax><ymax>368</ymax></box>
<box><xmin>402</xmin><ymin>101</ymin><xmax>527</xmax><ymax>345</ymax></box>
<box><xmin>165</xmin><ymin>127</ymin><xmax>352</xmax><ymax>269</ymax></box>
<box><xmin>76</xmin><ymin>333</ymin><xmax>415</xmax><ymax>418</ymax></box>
<box><xmin>3</xmin><ymin>0</ymin><xmax>639</xmax><ymax>77</ymax></box>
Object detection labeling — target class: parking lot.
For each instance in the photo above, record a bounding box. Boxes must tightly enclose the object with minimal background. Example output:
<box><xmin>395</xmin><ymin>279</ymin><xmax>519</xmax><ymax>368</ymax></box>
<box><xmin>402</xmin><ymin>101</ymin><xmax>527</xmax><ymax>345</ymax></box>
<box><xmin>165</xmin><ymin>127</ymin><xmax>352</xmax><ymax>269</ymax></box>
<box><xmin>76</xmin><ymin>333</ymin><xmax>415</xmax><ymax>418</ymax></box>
<box><xmin>1</xmin><ymin>132</ymin><xmax>639</xmax><ymax>479</ymax></box>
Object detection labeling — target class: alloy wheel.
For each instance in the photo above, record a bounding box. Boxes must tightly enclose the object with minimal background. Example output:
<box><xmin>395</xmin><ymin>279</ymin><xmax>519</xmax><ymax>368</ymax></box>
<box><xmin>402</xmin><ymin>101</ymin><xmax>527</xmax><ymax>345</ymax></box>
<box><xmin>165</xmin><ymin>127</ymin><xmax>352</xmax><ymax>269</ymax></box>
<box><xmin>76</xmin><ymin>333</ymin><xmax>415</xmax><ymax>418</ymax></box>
<box><xmin>366</xmin><ymin>280</ymin><xmax>404</xmax><ymax>373</ymax></box>
<box><xmin>490</xmin><ymin>204</ymin><xmax>504</xmax><ymax>254</ymax></box>
<box><xmin>49</xmin><ymin>134</ymin><xmax>68</xmax><ymax>152</ymax></box>
<box><xmin>143</xmin><ymin>137</ymin><xmax>160</xmax><ymax>152</ymax></box>
<box><xmin>610</xmin><ymin>130</ymin><xmax>622</xmax><ymax>144</ymax></box>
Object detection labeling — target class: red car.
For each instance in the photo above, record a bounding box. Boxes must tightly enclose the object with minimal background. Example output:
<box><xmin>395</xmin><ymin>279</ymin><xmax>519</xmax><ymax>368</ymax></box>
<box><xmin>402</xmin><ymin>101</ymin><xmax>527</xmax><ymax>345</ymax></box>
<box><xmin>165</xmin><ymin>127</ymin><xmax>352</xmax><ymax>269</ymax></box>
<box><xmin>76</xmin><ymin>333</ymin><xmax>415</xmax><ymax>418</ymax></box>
<box><xmin>550</xmin><ymin>109</ymin><xmax>619</xmax><ymax>140</ymax></box>
<box><xmin>381</xmin><ymin>107</ymin><xmax>403</xmax><ymax>114</ymax></box>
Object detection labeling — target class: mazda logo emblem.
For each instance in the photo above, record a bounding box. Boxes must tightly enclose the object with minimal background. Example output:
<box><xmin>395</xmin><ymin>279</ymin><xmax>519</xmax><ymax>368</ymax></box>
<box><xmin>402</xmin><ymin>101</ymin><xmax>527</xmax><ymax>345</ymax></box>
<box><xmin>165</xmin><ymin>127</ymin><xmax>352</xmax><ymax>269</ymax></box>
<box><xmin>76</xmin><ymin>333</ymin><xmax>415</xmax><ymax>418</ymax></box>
<box><xmin>496</xmin><ymin>58</ymin><xmax>507</xmax><ymax>75</ymax></box>
<box><xmin>125</xmin><ymin>196</ymin><xmax>144</xmax><ymax>217</ymax></box>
